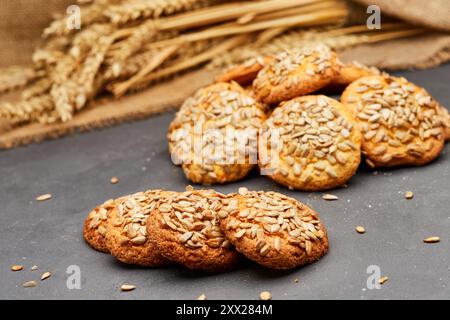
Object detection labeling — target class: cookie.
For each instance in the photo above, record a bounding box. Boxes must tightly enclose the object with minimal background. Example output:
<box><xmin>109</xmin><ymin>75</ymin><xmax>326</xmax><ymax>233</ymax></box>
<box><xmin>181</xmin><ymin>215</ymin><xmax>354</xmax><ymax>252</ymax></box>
<box><xmin>215</xmin><ymin>56</ymin><xmax>273</xmax><ymax>86</ymax></box>
<box><xmin>219</xmin><ymin>189</ymin><xmax>329</xmax><ymax>270</ymax></box>
<box><xmin>323</xmin><ymin>61</ymin><xmax>386</xmax><ymax>93</ymax></box>
<box><xmin>147</xmin><ymin>189</ymin><xmax>240</xmax><ymax>272</ymax></box>
<box><xmin>258</xmin><ymin>95</ymin><xmax>361</xmax><ymax>191</ymax></box>
<box><xmin>439</xmin><ymin>105</ymin><xmax>450</xmax><ymax>141</ymax></box>
<box><xmin>252</xmin><ymin>45</ymin><xmax>339</xmax><ymax>105</ymax></box>
<box><xmin>341</xmin><ymin>76</ymin><xmax>445</xmax><ymax>168</ymax></box>
<box><xmin>168</xmin><ymin>82</ymin><xmax>266</xmax><ymax>185</ymax></box>
<box><xmin>83</xmin><ymin>199</ymin><xmax>117</xmax><ymax>253</ymax></box>
<box><xmin>105</xmin><ymin>190</ymin><xmax>174</xmax><ymax>267</ymax></box>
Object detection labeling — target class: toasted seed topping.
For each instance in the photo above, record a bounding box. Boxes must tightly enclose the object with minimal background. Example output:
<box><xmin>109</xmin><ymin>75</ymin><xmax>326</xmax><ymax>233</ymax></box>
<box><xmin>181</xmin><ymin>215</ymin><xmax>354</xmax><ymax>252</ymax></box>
<box><xmin>405</xmin><ymin>191</ymin><xmax>414</xmax><ymax>200</ymax></box>
<box><xmin>227</xmin><ymin>191</ymin><xmax>324</xmax><ymax>257</ymax></box>
<box><xmin>423</xmin><ymin>236</ymin><xmax>440</xmax><ymax>243</ymax></box>
<box><xmin>355</xmin><ymin>226</ymin><xmax>366</xmax><ymax>234</ymax></box>
<box><xmin>260</xmin><ymin>95</ymin><xmax>357</xmax><ymax>183</ymax></box>
<box><xmin>36</xmin><ymin>194</ymin><xmax>52</xmax><ymax>201</ymax></box>
<box><xmin>378</xmin><ymin>276</ymin><xmax>389</xmax><ymax>285</ymax></box>
<box><xmin>157</xmin><ymin>190</ymin><xmax>231</xmax><ymax>250</ymax></box>
<box><xmin>41</xmin><ymin>272</ymin><xmax>51</xmax><ymax>281</ymax></box>
<box><xmin>110</xmin><ymin>176</ymin><xmax>119</xmax><ymax>184</ymax></box>
<box><xmin>23</xmin><ymin>281</ymin><xmax>37</xmax><ymax>288</ymax></box>
<box><xmin>11</xmin><ymin>265</ymin><xmax>23</xmax><ymax>271</ymax></box>
<box><xmin>259</xmin><ymin>291</ymin><xmax>272</xmax><ymax>300</ymax></box>
<box><xmin>345</xmin><ymin>76</ymin><xmax>444</xmax><ymax>164</ymax></box>
<box><xmin>169</xmin><ymin>82</ymin><xmax>265</xmax><ymax>171</ymax></box>
<box><xmin>120</xmin><ymin>284</ymin><xmax>136</xmax><ymax>292</ymax></box>
<box><xmin>322</xmin><ymin>194</ymin><xmax>339</xmax><ymax>201</ymax></box>
<box><xmin>197</xmin><ymin>293</ymin><xmax>207</xmax><ymax>300</ymax></box>
<box><xmin>87</xmin><ymin>199</ymin><xmax>116</xmax><ymax>232</ymax></box>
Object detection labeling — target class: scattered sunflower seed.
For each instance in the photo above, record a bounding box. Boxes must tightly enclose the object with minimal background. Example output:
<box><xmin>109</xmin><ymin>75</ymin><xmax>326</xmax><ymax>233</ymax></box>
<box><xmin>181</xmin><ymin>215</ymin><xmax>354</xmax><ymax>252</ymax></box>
<box><xmin>23</xmin><ymin>281</ymin><xmax>37</xmax><ymax>288</ymax></box>
<box><xmin>405</xmin><ymin>191</ymin><xmax>414</xmax><ymax>199</ymax></box>
<box><xmin>322</xmin><ymin>194</ymin><xmax>339</xmax><ymax>201</ymax></box>
<box><xmin>197</xmin><ymin>293</ymin><xmax>207</xmax><ymax>300</ymax></box>
<box><xmin>36</xmin><ymin>194</ymin><xmax>52</xmax><ymax>201</ymax></box>
<box><xmin>423</xmin><ymin>236</ymin><xmax>440</xmax><ymax>244</ymax></box>
<box><xmin>31</xmin><ymin>265</ymin><xmax>38</xmax><ymax>271</ymax></box>
<box><xmin>110</xmin><ymin>176</ymin><xmax>119</xmax><ymax>184</ymax></box>
<box><xmin>41</xmin><ymin>272</ymin><xmax>51</xmax><ymax>281</ymax></box>
<box><xmin>294</xmin><ymin>278</ymin><xmax>299</xmax><ymax>283</ymax></box>
<box><xmin>11</xmin><ymin>265</ymin><xmax>23</xmax><ymax>271</ymax></box>
<box><xmin>378</xmin><ymin>276</ymin><xmax>389</xmax><ymax>285</ymax></box>
<box><xmin>120</xmin><ymin>284</ymin><xmax>136</xmax><ymax>292</ymax></box>
<box><xmin>259</xmin><ymin>291</ymin><xmax>272</xmax><ymax>300</ymax></box>
<box><xmin>355</xmin><ymin>226</ymin><xmax>366</xmax><ymax>234</ymax></box>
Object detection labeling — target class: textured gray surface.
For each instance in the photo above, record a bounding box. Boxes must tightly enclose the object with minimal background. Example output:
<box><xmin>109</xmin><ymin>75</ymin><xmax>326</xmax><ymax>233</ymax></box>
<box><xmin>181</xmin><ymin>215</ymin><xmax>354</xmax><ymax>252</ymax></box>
<box><xmin>0</xmin><ymin>65</ymin><xmax>449</xmax><ymax>300</ymax></box>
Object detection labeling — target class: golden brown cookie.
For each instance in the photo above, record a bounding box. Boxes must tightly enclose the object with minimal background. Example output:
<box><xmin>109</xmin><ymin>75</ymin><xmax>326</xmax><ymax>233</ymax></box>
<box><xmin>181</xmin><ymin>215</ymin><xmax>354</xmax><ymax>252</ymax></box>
<box><xmin>147</xmin><ymin>189</ymin><xmax>240</xmax><ymax>272</ymax></box>
<box><xmin>219</xmin><ymin>189</ymin><xmax>329</xmax><ymax>270</ymax></box>
<box><xmin>252</xmin><ymin>45</ymin><xmax>339</xmax><ymax>105</ymax></box>
<box><xmin>341</xmin><ymin>76</ymin><xmax>445</xmax><ymax>168</ymax></box>
<box><xmin>258</xmin><ymin>95</ymin><xmax>361</xmax><ymax>191</ymax></box>
<box><xmin>438</xmin><ymin>105</ymin><xmax>450</xmax><ymax>142</ymax></box>
<box><xmin>105</xmin><ymin>190</ymin><xmax>174</xmax><ymax>267</ymax></box>
<box><xmin>215</xmin><ymin>56</ymin><xmax>273</xmax><ymax>86</ymax></box>
<box><xmin>83</xmin><ymin>199</ymin><xmax>118</xmax><ymax>253</ymax></box>
<box><xmin>334</xmin><ymin>61</ymin><xmax>386</xmax><ymax>86</ymax></box>
<box><xmin>168</xmin><ymin>82</ymin><xmax>266</xmax><ymax>185</ymax></box>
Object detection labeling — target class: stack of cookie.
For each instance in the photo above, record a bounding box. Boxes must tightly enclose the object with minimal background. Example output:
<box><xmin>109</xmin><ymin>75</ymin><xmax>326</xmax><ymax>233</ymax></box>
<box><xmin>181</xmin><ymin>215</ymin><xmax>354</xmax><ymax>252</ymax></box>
<box><xmin>83</xmin><ymin>187</ymin><xmax>329</xmax><ymax>271</ymax></box>
<box><xmin>169</xmin><ymin>44</ymin><xmax>450</xmax><ymax>191</ymax></box>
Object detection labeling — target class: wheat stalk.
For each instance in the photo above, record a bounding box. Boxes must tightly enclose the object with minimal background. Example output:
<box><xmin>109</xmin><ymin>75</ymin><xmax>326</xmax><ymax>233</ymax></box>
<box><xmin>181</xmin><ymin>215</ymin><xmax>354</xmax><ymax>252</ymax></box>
<box><xmin>0</xmin><ymin>66</ymin><xmax>40</xmax><ymax>94</ymax></box>
<box><xmin>105</xmin><ymin>0</ymin><xmax>218</xmax><ymax>25</ymax></box>
<box><xmin>0</xmin><ymin>95</ymin><xmax>55</xmax><ymax>126</ymax></box>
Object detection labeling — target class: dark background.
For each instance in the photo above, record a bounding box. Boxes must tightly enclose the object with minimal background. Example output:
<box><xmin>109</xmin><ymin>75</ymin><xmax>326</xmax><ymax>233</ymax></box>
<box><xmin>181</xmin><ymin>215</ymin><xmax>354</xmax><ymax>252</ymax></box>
<box><xmin>1</xmin><ymin>65</ymin><xmax>449</xmax><ymax>300</ymax></box>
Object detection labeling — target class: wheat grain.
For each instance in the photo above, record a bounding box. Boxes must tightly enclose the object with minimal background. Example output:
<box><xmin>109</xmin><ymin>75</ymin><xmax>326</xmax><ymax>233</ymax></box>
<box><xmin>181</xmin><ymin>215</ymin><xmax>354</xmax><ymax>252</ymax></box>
<box><xmin>22</xmin><ymin>77</ymin><xmax>53</xmax><ymax>100</ymax></box>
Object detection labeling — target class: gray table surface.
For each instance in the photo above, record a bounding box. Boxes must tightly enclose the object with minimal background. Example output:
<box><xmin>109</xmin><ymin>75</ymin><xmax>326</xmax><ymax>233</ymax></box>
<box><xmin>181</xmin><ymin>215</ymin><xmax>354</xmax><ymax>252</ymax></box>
<box><xmin>1</xmin><ymin>65</ymin><xmax>449</xmax><ymax>300</ymax></box>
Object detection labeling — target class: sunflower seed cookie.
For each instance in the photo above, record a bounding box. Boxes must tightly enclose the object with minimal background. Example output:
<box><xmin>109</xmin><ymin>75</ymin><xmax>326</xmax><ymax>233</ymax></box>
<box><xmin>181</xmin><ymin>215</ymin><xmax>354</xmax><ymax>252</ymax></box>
<box><xmin>258</xmin><ymin>95</ymin><xmax>361</xmax><ymax>191</ymax></box>
<box><xmin>341</xmin><ymin>76</ymin><xmax>445</xmax><ymax>168</ymax></box>
<box><xmin>438</xmin><ymin>105</ymin><xmax>450</xmax><ymax>141</ymax></box>
<box><xmin>168</xmin><ymin>82</ymin><xmax>266</xmax><ymax>185</ymax></box>
<box><xmin>253</xmin><ymin>45</ymin><xmax>339</xmax><ymax>105</ymax></box>
<box><xmin>83</xmin><ymin>199</ymin><xmax>118</xmax><ymax>253</ymax></box>
<box><xmin>215</xmin><ymin>56</ymin><xmax>273</xmax><ymax>86</ymax></box>
<box><xmin>219</xmin><ymin>189</ymin><xmax>329</xmax><ymax>270</ymax></box>
<box><xmin>147</xmin><ymin>189</ymin><xmax>241</xmax><ymax>272</ymax></box>
<box><xmin>105</xmin><ymin>190</ymin><xmax>174</xmax><ymax>267</ymax></box>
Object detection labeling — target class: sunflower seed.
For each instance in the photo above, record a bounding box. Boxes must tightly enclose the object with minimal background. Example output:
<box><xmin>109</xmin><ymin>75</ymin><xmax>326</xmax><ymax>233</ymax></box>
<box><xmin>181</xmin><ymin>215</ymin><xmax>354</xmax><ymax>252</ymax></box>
<box><xmin>234</xmin><ymin>229</ymin><xmax>246</xmax><ymax>239</ymax></box>
<box><xmin>197</xmin><ymin>293</ymin><xmax>207</xmax><ymax>300</ymax></box>
<box><xmin>120</xmin><ymin>284</ymin><xmax>136</xmax><ymax>292</ymax></box>
<box><xmin>378</xmin><ymin>276</ymin><xmax>389</xmax><ymax>285</ymax></box>
<box><xmin>260</xmin><ymin>244</ymin><xmax>271</xmax><ymax>256</ymax></box>
<box><xmin>36</xmin><ymin>194</ymin><xmax>52</xmax><ymax>201</ymax></box>
<box><xmin>110</xmin><ymin>176</ymin><xmax>119</xmax><ymax>184</ymax></box>
<box><xmin>259</xmin><ymin>291</ymin><xmax>272</xmax><ymax>300</ymax></box>
<box><xmin>322</xmin><ymin>194</ymin><xmax>338</xmax><ymax>201</ymax></box>
<box><xmin>11</xmin><ymin>265</ymin><xmax>23</xmax><ymax>271</ymax></box>
<box><xmin>355</xmin><ymin>226</ymin><xmax>365</xmax><ymax>234</ymax></box>
<box><xmin>31</xmin><ymin>265</ymin><xmax>38</xmax><ymax>271</ymax></box>
<box><xmin>41</xmin><ymin>272</ymin><xmax>51</xmax><ymax>281</ymax></box>
<box><xmin>405</xmin><ymin>191</ymin><xmax>414</xmax><ymax>199</ymax></box>
<box><xmin>423</xmin><ymin>236</ymin><xmax>440</xmax><ymax>243</ymax></box>
<box><xmin>23</xmin><ymin>281</ymin><xmax>37</xmax><ymax>288</ymax></box>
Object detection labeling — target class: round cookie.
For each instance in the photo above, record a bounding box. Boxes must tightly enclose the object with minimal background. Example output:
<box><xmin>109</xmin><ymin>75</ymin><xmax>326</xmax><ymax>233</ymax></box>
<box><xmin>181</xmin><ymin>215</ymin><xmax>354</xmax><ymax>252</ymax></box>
<box><xmin>83</xmin><ymin>198</ymin><xmax>118</xmax><ymax>253</ymax></box>
<box><xmin>252</xmin><ymin>45</ymin><xmax>339</xmax><ymax>105</ymax></box>
<box><xmin>215</xmin><ymin>56</ymin><xmax>273</xmax><ymax>86</ymax></box>
<box><xmin>258</xmin><ymin>95</ymin><xmax>361</xmax><ymax>191</ymax></box>
<box><xmin>219</xmin><ymin>189</ymin><xmax>329</xmax><ymax>270</ymax></box>
<box><xmin>168</xmin><ymin>82</ymin><xmax>266</xmax><ymax>185</ymax></box>
<box><xmin>105</xmin><ymin>190</ymin><xmax>174</xmax><ymax>267</ymax></box>
<box><xmin>147</xmin><ymin>189</ymin><xmax>240</xmax><ymax>272</ymax></box>
<box><xmin>438</xmin><ymin>105</ymin><xmax>450</xmax><ymax>142</ymax></box>
<box><xmin>341</xmin><ymin>76</ymin><xmax>445</xmax><ymax>168</ymax></box>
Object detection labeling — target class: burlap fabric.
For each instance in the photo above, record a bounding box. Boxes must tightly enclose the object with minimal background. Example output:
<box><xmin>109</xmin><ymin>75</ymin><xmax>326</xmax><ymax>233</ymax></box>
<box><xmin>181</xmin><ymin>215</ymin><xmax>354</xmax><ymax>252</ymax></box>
<box><xmin>0</xmin><ymin>0</ymin><xmax>449</xmax><ymax>148</ymax></box>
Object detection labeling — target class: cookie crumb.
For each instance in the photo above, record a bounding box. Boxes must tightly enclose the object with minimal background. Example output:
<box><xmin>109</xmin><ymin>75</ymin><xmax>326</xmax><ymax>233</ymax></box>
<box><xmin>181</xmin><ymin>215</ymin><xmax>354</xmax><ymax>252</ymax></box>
<box><xmin>11</xmin><ymin>265</ymin><xmax>23</xmax><ymax>272</ymax></box>
<box><xmin>423</xmin><ymin>236</ymin><xmax>440</xmax><ymax>244</ymax></box>
<box><xmin>120</xmin><ymin>284</ymin><xmax>136</xmax><ymax>292</ymax></box>
<box><xmin>36</xmin><ymin>194</ymin><xmax>52</xmax><ymax>201</ymax></box>
<box><xmin>259</xmin><ymin>291</ymin><xmax>272</xmax><ymax>300</ymax></box>
<box><xmin>185</xmin><ymin>185</ymin><xmax>194</xmax><ymax>191</ymax></box>
<box><xmin>238</xmin><ymin>187</ymin><xmax>248</xmax><ymax>196</ymax></box>
<box><xmin>110</xmin><ymin>177</ymin><xmax>119</xmax><ymax>184</ymax></box>
<box><xmin>294</xmin><ymin>278</ymin><xmax>299</xmax><ymax>283</ymax></box>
